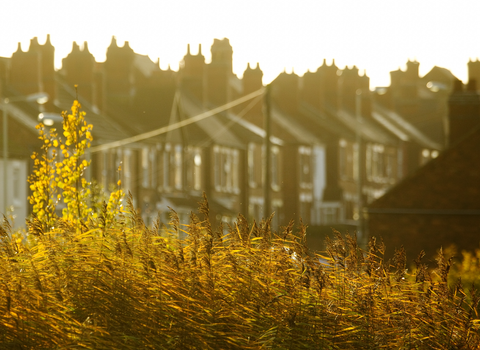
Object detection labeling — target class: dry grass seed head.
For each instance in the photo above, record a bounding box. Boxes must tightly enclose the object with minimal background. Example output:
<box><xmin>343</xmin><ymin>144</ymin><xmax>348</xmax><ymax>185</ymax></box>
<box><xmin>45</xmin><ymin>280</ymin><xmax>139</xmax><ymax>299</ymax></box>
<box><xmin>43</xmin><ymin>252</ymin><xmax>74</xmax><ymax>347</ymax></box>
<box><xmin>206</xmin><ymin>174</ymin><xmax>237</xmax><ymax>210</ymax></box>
<box><xmin>392</xmin><ymin>246</ymin><xmax>407</xmax><ymax>282</ymax></box>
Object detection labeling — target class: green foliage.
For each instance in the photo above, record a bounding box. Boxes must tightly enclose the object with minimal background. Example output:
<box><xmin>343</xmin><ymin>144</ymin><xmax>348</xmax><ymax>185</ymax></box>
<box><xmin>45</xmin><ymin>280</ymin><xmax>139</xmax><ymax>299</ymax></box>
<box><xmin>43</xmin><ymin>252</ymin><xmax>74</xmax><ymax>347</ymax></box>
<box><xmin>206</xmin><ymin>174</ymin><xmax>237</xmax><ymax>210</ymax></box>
<box><xmin>0</xmin><ymin>100</ymin><xmax>479</xmax><ymax>349</ymax></box>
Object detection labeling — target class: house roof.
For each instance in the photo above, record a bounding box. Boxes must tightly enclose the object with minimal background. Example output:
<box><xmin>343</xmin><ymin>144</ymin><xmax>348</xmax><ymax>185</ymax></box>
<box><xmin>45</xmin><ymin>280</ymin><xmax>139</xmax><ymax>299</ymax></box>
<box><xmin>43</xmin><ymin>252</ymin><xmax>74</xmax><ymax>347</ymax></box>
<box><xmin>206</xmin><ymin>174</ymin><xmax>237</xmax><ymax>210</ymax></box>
<box><xmin>423</xmin><ymin>66</ymin><xmax>458</xmax><ymax>83</ymax></box>
<box><xmin>271</xmin><ymin>105</ymin><xmax>323</xmax><ymax>145</ymax></box>
<box><xmin>372</xmin><ymin>103</ymin><xmax>442</xmax><ymax>149</ymax></box>
<box><xmin>177</xmin><ymin>90</ymin><xmax>292</xmax><ymax>149</ymax></box>
<box><xmin>55</xmin><ymin>74</ymin><xmax>132</xmax><ymax>143</ymax></box>
<box><xmin>178</xmin><ymin>91</ymin><xmax>245</xmax><ymax>149</ymax></box>
<box><xmin>225</xmin><ymin>111</ymin><xmax>284</xmax><ymax>146</ymax></box>
<box><xmin>133</xmin><ymin>54</ymin><xmax>160</xmax><ymax>78</ymax></box>
<box><xmin>336</xmin><ymin>108</ymin><xmax>397</xmax><ymax>145</ymax></box>
<box><xmin>298</xmin><ymin>100</ymin><xmax>400</xmax><ymax>145</ymax></box>
<box><xmin>299</xmin><ymin>102</ymin><xmax>356</xmax><ymax>140</ymax></box>
<box><xmin>2</xmin><ymin>101</ymin><xmax>38</xmax><ymax>132</ymax></box>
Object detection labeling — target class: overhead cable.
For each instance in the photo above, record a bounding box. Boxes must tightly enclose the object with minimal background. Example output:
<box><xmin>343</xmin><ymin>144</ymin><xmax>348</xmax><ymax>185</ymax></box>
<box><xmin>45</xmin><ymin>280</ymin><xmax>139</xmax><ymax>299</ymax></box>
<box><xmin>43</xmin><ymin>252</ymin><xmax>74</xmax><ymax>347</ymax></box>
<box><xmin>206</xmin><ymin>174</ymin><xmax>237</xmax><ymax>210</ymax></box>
<box><xmin>89</xmin><ymin>88</ymin><xmax>265</xmax><ymax>153</ymax></box>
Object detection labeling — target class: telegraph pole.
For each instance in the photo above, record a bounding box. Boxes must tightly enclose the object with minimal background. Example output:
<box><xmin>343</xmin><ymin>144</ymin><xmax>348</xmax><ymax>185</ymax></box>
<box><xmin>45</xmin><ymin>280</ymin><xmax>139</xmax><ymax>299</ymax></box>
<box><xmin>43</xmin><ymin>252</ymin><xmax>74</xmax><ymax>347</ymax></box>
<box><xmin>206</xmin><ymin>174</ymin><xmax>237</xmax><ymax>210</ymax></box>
<box><xmin>263</xmin><ymin>84</ymin><xmax>272</xmax><ymax>218</ymax></box>
<box><xmin>355</xmin><ymin>89</ymin><xmax>365</xmax><ymax>245</ymax></box>
<box><xmin>2</xmin><ymin>102</ymin><xmax>7</xmax><ymax>214</ymax></box>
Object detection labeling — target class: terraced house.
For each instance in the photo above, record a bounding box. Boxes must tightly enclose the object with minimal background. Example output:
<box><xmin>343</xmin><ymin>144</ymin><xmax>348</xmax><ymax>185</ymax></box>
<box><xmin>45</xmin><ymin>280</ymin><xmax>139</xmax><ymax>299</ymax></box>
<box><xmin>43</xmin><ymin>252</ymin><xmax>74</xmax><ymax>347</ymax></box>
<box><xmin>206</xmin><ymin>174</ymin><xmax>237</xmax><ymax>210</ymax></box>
<box><xmin>0</xmin><ymin>36</ymin><xmax>452</xmax><ymax>241</ymax></box>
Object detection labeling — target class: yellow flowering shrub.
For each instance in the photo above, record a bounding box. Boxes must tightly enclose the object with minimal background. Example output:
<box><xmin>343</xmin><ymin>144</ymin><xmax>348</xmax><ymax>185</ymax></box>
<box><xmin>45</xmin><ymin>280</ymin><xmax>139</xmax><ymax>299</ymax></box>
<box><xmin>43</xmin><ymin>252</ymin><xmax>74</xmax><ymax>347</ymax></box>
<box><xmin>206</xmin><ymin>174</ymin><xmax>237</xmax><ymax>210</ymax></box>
<box><xmin>28</xmin><ymin>100</ymin><xmax>123</xmax><ymax>232</ymax></box>
<box><xmin>28</xmin><ymin>124</ymin><xmax>60</xmax><ymax>229</ymax></box>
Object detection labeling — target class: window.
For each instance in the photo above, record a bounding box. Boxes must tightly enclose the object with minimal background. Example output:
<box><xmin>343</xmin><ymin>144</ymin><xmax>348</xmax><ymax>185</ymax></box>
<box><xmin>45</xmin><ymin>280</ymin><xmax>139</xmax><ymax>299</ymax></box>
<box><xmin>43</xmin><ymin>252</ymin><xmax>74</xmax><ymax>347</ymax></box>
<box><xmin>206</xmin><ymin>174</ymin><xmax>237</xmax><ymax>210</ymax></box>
<box><xmin>173</xmin><ymin>144</ymin><xmax>183</xmax><ymax>190</ymax></box>
<box><xmin>223</xmin><ymin>151</ymin><xmax>231</xmax><ymax>189</ymax></box>
<box><xmin>271</xmin><ymin>199</ymin><xmax>283</xmax><ymax>229</ymax></box>
<box><xmin>163</xmin><ymin>143</ymin><xmax>171</xmax><ymax>189</ymax></box>
<box><xmin>397</xmin><ymin>147</ymin><xmax>403</xmax><ymax>180</ymax></box>
<box><xmin>322</xmin><ymin>207</ymin><xmax>338</xmax><ymax>225</ymax></box>
<box><xmin>187</xmin><ymin>147</ymin><xmax>202</xmax><ymax>191</ymax></box>
<box><xmin>299</xmin><ymin>196</ymin><xmax>312</xmax><ymax>223</ymax></box>
<box><xmin>373</xmin><ymin>144</ymin><xmax>384</xmax><ymax>179</ymax></box>
<box><xmin>366</xmin><ymin>144</ymin><xmax>372</xmax><ymax>181</ymax></box>
<box><xmin>101</xmin><ymin>150</ymin><xmax>108</xmax><ymax>189</ymax></box>
<box><xmin>101</xmin><ymin>149</ymin><xmax>122</xmax><ymax>190</ymax></box>
<box><xmin>248</xmin><ymin>143</ymin><xmax>256</xmax><ymax>188</ymax></box>
<box><xmin>214</xmin><ymin>145</ymin><xmax>221</xmax><ymax>190</ymax></box>
<box><xmin>159</xmin><ymin>143</ymin><xmax>184</xmax><ymax>191</ymax></box>
<box><xmin>339</xmin><ymin>139</ymin><xmax>346</xmax><ymax>178</ymax></box>
<box><xmin>366</xmin><ymin>143</ymin><xmax>399</xmax><ymax>184</ymax></box>
<box><xmin>339</xmin><ymin>139</ymin><xmax>354</xmax><ymax>180</ymax></box>
<box><xmin>214</xmin><ymin>146</ymin><xmax>240</xmax><ymax>193</ymax></box>
<box><xmin>142</xmin><ymin>147</ymin><xmax>149</xmax><ymax>188</ymax></box>
<box><xmin>345</xmin><ymin>200</ymin><xmax>354</xmax><ymax>221</ymax></box>
<box><xmin>248</xmin><ymin>143</ymin><xmax>263</xmax><ymax>188</ymax></box>
<box><xmin>13</xmin><ymin>167</ymin><xmax>20</xmax><ymax>202</ymax></box>
<box><xmin>299</xmin><ymin>146</ymin><xmax>312</xmax><ymax>189</ymax></box>
<box><xmin>149</xmin><ymin>147</ymin><xmax>156</xmax><ymax>188</ymax></box>
<box><xmin>123</xmin><ymin>148</ymin><xmax>132</xmax><ymax>192</ymax></box>
<box><xmin>248</xmin><ymin>197</ymin><xmax>264</xmax><ymax>222</ymax></box>
<box><xmin>140</xmin><ymin>146</ymin><xmax>157</xmax><ymax>189</ymax></box>
<box><xmin>366</xmin><ymin>143</ymin><xmax>385</xmax><ymax>182</ymax></box>
<box><xmin>232</xmin><ymin>149</ymin><xmax>239</xmax><ymax>193</ymax></box>
<box><xmin>271</xmin><ymin>146</ymin><xmax>281</xmax><ymax>191</ymax></box>
<box><xmin>385</xmin><ymin>150</ymin><xmax>396</xmax><ymax>183</ymax></box>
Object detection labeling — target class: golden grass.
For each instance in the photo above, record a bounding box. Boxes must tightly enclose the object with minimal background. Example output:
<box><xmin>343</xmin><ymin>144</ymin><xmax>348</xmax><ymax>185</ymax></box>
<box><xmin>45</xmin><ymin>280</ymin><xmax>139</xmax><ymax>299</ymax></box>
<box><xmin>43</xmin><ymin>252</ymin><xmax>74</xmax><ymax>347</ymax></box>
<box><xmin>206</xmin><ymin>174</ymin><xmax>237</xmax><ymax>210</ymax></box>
<box><xmin>0</xmin><ymin>194</ymin><xmax>479</xmax><ymax>349</ymax></box>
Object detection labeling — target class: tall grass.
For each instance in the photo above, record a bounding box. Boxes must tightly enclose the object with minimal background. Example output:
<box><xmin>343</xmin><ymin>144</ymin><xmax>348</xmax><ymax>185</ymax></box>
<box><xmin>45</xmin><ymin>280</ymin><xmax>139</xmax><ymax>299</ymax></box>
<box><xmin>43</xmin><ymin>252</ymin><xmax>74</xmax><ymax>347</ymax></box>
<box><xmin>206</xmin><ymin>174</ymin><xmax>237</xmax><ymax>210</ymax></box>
<box><xmin>2</xmin><ymin>99</ymin><xmax>479</xmax><ymax>349</ymax></box>
<box><xmin>0</xmin><ymin>194</ymin><xmax>479</xmax><ymax>349</ymax></box>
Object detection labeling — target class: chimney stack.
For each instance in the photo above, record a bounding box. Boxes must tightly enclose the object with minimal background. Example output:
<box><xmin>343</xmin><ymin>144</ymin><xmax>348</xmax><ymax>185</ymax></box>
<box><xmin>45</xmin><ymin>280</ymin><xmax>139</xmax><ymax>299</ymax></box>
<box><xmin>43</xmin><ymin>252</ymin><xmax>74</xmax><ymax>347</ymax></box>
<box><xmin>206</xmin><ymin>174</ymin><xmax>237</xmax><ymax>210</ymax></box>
<box><xmin>448</xmin><ymin>79</ymin><xmax>480</xmax><ymax>145</ymax></box>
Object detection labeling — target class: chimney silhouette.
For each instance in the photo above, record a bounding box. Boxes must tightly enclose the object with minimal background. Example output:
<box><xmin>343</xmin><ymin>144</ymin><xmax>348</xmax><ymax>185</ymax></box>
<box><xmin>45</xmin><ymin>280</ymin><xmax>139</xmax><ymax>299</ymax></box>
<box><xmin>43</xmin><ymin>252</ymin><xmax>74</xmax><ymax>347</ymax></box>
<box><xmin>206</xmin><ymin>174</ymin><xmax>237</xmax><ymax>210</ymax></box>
<box><xmin>8</xmin><ymin>35</ymin><xmax>55</xmax><ymax>110</ymax></box>
<box><xmin>62</xmin><ymin>41</ymin><xmax>95</xmax><ymax>104</ymax></box>
<box><xmin>206</xmin><ymin>38</ymin><xmax>234</xmax><ymax>106</ymax></box>
<box><xmin>180</xmin><ymin>43</ymin><xmax>205</xmax><ymax>102</ymax></box>
<box><xmin>448</xmin><ymin>79</ymin><xmax>480</xmax><ymax>145</ymax></box>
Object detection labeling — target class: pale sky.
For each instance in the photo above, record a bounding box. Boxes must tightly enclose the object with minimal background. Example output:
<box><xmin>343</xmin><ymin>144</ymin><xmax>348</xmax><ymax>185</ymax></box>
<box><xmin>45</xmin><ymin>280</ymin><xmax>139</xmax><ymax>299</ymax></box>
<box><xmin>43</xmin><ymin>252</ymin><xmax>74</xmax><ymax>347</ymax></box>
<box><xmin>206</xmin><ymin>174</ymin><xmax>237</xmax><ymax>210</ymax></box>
<box><xmin>1</xmin><ymin>0</ymin><xmax>479</xmax><ymax>88</ymax></box>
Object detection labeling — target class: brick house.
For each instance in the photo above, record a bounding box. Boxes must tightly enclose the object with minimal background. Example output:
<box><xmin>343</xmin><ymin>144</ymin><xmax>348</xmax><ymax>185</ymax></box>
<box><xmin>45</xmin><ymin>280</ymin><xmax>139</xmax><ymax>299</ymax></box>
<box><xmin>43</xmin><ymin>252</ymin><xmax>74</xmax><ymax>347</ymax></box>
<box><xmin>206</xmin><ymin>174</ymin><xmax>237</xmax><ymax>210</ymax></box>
<box><xmin>0</xmin><ymin>35</ymin><xmax>457</xmax><ymax>240</ymax></box>
<box><xmin>367</xmin><ymin>79</ymin><xmax>480</xmax><ymax>260</ymax></box>
<box><xmin>0</xmin><ymin>36</ymin><xmax>57</xmax><ymax>226</ymax></box>
<box><xmin>0</xmin><ymin>37</ymin><xmax>133</xmax><ymax>226</ymax></box>
<box><xmin>264</xmin><ymin>61</ymin><xmax>443</xmax><ymax>250</ymax></box>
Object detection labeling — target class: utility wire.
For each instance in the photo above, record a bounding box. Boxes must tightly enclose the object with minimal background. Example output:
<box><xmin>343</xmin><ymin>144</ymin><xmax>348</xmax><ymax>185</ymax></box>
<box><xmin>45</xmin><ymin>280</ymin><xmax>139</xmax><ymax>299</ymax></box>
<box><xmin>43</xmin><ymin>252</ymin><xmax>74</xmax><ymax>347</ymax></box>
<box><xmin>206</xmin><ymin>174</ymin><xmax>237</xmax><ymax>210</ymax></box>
<box><xmin>195</xmin><ymin>94</ymin><xmax>263</xmax><ymax>149</ymax></box>
<box><xmin>113</xmin><ymin>92</ymin><xmax>264</xmax><ymax>190</ymax></box>
<box><xmin>89</xmin><ymin>88</ymin><xmax>265</xmax><ymax>153</ymax></box>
